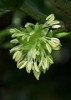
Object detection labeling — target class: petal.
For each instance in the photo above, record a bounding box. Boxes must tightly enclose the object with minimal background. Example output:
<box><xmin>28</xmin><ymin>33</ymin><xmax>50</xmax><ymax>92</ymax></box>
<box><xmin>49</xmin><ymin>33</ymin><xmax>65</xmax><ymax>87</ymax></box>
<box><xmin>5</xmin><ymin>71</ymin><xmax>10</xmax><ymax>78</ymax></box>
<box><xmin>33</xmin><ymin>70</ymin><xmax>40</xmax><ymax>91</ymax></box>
<box><xmin>13</xmin><ymin>51</ymin><xmax>22</xmax><ymax>60</ymax></box>
<box><xmin>47</xmin><ymin>55</ymin><xmax>54</xmax><ymax>64</ymax></box>
<box><xmin>48</xmin><ymin>38</ymin><xmax>60</xmax><ymax>48</ymax></box>
<box><xmin>52</xmin><ymin>25</ymin><xmax>61</xmax><ymax>28</ymax></box>
<box><xmin>33</xmin><ymin>71</ymin><xmax>40</xmax><ymax>80</ymax></box>
<box><xmin>46</xmin><ymin>43</ymin><xmax>52</xmax><ymax>53</ymax></box>
<box><xmin>34</xmin><ymin>62</ymin><xmax>39</xmax><ymax>72</ymax></box>
<box><xmin>46</xmin><ymin>14</ymin><xmax>55</xmax><ymax>21</ymax></box>
<box><xmin>42</xmin><ymin>58</ymin><xmax>49</xmax><ymax>70</ymax></box>
<box><xmin>10</xmin><ymin>39</ymin><xmax>19</xmax><ymax>44</ymax></box>
<box><xmin>26</xmin><ymin>61</ymin><xmax>32</xmax><ymax>73</ymax></box>
<box><xmin>17</xmin><ymin>60</ymin><xmax>27</xmax><ymax>69</ymax></box>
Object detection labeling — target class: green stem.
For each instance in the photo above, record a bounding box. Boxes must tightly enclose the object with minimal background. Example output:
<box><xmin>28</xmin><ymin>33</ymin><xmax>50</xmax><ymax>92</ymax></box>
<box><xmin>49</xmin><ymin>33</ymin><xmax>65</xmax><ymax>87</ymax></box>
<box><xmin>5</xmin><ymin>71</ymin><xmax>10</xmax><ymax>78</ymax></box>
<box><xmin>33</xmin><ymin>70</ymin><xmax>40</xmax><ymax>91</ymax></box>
<box><xmin>20</xmin><ymin>1</ymin><xmax>47</xmax><ymax>23</ymax></box>
<box><xmin>20</xmin><ymin>1</ymin><xmax>66</xmax><ymax>29</ymax></box>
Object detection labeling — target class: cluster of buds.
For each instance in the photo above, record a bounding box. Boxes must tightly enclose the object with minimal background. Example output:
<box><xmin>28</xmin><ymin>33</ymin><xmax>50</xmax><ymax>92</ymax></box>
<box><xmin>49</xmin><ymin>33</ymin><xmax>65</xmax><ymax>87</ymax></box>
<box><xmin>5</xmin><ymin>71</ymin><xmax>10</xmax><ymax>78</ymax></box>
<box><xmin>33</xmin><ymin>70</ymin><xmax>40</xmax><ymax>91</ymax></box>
<box><xmin>10</xmin><ymin>14</ymin><xmax>61</xmax><ymax>80</ymax></box>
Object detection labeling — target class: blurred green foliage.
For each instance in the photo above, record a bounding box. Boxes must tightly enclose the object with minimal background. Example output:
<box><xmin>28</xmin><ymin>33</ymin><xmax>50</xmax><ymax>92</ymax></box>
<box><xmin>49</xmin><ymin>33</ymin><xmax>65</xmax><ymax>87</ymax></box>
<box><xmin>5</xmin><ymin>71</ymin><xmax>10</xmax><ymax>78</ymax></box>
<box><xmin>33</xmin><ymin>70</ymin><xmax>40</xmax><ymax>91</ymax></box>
<box><xmin>0</xmin><ymin>0</ymin><xmax>71</xmax><ymax>100</ymax></box>
<box><xmin>0</xmin><ymin>0</ymin><xmax>24</xmax><ymax>10</ymax></box>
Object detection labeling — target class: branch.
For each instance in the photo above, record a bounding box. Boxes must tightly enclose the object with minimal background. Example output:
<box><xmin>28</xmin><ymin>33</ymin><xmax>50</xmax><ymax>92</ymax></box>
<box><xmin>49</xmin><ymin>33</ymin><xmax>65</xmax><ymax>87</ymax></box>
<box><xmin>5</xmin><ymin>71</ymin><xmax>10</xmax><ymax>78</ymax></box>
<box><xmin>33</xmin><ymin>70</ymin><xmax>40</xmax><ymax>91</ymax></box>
<box><xmin>50</xmin><ymin>0</ymin><xmax>71</xmax><ymax>19</ymax></box>
<box><xmin>19</xmin><ymin>1</ymin><xmax>71</xmax><ymax>31</ymax></box>
<box><xmin>20</xmin><ymin>1</ymin><xmax>47</xmax><ymax>23</ymax></box>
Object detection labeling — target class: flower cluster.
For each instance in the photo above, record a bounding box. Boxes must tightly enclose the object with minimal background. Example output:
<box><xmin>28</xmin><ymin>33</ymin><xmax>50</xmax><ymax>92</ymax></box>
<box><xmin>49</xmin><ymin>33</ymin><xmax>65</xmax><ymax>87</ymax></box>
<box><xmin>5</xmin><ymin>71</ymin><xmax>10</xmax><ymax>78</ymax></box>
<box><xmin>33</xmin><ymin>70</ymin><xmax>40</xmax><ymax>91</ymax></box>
<box><xmin>10</xmin><ymin>14</ymin><xmax>61</xmax><ymax>80</ymax></box>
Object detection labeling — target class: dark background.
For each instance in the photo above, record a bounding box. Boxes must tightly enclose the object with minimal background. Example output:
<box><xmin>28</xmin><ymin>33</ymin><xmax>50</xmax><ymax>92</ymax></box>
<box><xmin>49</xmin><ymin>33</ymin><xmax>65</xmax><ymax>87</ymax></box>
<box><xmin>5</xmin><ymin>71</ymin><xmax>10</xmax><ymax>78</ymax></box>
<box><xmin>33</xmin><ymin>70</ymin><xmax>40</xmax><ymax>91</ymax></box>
<box><xmin>0</xmin><ymin>0</ymin><xmax>71</xmax><ymax>100</ymax></box>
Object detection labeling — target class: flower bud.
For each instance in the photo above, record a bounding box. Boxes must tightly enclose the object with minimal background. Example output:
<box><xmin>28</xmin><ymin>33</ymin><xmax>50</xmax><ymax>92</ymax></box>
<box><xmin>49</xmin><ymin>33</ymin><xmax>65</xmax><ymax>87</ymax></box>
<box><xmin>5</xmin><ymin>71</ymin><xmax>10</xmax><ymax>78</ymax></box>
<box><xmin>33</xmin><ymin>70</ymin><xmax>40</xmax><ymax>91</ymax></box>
<box><xmin>13</xmin><ymin>51</ymin><xmax>22</xmax><ymax>62</ymax></box>
<box><xmin>52</xmin><ymin>25</ymin><xmax>61</xmax><ymax>28</ymax></box>
<box><xmin>39</xmin><ymin>57</ymin><xmax>44</xmax><ymax>67</ymax></box>
<box><xmin>46</xmin><ymin>43</ymin><xmax>52</xmax><ymax>53</ymax></box>
<box><xmin>48</xmin><ymin>38</ymin><xmax>60</xmax><ymax>48</ymax></box>
<box><xmin>33</xmin><ymin>71</ymin><xmax>40</xmax><ymax>80</ymax></box>
<box><xmin>50</xmin><ymin>20</ymin><xmax>60</xmax><ymax>26</ymax></box>
<box><xmin>34</xmin><ymin>62</ymin><xmax>39</xmax><ymax>72</ymax></box>
<box><xmin>10</xmin><ymin>39</ymin><xmax>19</xmax><ymax>44</ymax></box>
<box><xmin>42</xmin><ymin>58</ymin><xmax>49</xmax><ymax>70</ymax></box>
<box><xmin>17</xmin><ymin>60</ymin><xmax>27</xmax><ymax>69</ymax></box>
<box><xmin>10</xmin><ymin>45</ymin><xmax>21</xmax><ymax>53</ymax></box>
<box><xmin>10</xmin><ymin>29</ymin><xmax>16</xmax><ymax>33</ymax></box>
<box><xmin>47</xmin><ymin>55</ymin><xmax>54</xmax><ymax>64</ymax></box>
<box><xmin>46</xmin><ymin>14</ymin><xmax>55</xmax><ymax>21</ymax></box>
<box><xmin>32</xmin><ymin>49</ymin><xmax>37</xmax><ymax>59</ymax></box>
<box><xmin>26</xmin><ymin>61</ymin><xmax>32</xmax><ymax>73</ymax></box>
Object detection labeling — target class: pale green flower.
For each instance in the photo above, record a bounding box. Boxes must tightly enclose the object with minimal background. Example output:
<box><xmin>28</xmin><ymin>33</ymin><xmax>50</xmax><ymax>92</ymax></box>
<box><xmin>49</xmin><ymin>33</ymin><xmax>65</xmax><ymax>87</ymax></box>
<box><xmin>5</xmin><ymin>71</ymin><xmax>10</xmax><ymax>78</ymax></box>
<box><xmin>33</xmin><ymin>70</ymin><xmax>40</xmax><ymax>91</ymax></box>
<box><xmin>46</xmin><ymin>14</ymin><xmax>55</xmax><ymax>21</ymax></box>
<box><xmin>10</xmin><ymin>39</ymin><xmax>19</xmax><ymax>44</ymax></box>
<box><xmin>10</xmin><ymin>14</ymin><xmax>61</xmax><ymax>80</ymax></box>
<box><xmin>26</xmin><ymin>61</ymin><xmax>33</xmax><ymax>73</ymax></box>
<box><xmin>48</xmin><ymin>37</ymin><xmax>61</xmax><ymax>49</ymax></box>
<box><xmin>45</xmin><ymin>14</ymin><xmax>61</xmax><ymax>28</ymax></box>
<box><xmin>33</xmin><ymin>70</ymin><xmax>41</xmax><ymax>80</ymax></box>
<box><xmin>13</xmin><ymin>51</ymin><xmax>22</xmax><ymax>62</ymax></box>
<box><xmin>34</xmin><ymin>61</ymin><xmax>39</xmax><ymax>72</ymax></box>
<box><xmin>17</xmin><ymin>60</ymin><xmax>27</xmax><ymax>69</ymax></box>
<box><xmin>46</xmin><ymin>43</ymin><xmax>52</xmax><ymax>53</ymax></box>
<box><xmin>52</xmin><ymin>25</ymin><xmax>61</xmax><ymax>28</ymax></box>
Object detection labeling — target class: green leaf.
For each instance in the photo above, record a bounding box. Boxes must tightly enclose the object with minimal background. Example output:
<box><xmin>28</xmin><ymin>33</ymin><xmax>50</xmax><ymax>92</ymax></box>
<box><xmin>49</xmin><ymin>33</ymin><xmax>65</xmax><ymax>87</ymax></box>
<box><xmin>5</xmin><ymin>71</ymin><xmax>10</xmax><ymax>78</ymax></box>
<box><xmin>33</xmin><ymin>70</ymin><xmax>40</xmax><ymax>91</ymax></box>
<box><xmin>55</xmin><ymin>32</ymin><xmax>70</xmax><ymax>38</ymax></box>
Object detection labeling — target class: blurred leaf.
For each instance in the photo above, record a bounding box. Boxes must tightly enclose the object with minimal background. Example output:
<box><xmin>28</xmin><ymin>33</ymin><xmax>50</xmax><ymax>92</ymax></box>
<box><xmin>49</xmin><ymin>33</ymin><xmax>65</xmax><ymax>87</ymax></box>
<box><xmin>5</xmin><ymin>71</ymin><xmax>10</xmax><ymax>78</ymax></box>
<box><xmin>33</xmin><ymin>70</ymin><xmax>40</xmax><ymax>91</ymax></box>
<box><xmin>50</xmin><ymin>0</ymin><xmax>71</xmax><ymax>19</ymax></box>
<box><xmin>0</xmin><ymin>0</ymin><xmax>24</xmax><ymax>11</ymax></box>
<box><xmin>0</xmin><ymin>10</ymin><xmax>10</xmax><ymax>16</ymax></box>
<box><xmin>55</xmin><ymin>32</ymin><xmax>70</xmax><ymax>38</ymax></box>
<box><xmin>3</xmin><ymin>42</ymin><xmax>14</xmax><ymax>49</ymax></box>
<box><xmin>0</xmin><ymin>28</ymin><xmax>10</xmax><ymax>46</ymax></box>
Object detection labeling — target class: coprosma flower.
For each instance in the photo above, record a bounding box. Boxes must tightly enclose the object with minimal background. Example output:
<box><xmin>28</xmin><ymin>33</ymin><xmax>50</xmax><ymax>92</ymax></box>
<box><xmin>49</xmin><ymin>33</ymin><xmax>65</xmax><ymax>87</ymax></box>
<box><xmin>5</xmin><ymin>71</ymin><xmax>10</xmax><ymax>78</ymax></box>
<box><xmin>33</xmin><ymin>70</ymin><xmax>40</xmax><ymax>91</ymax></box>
<box><xmin>10</xmin><ymin>14</ymin><xmax>61</xmax><ymax>80</ymax></box>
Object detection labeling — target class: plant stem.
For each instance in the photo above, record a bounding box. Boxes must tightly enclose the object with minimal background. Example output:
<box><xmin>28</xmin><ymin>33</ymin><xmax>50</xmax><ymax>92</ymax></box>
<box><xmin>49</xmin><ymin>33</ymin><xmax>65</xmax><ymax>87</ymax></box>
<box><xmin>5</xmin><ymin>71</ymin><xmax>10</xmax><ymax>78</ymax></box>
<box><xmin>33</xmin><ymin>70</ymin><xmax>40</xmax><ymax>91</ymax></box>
<box><xmin>50</xmin><ymin>0</ymin><xmax>71</xmax><ymax>19</ymax></box>
<box><xmin>20</xmin><ymin>1</ymin><xmax>71</xmax><ymax>31</ymax></box>
<box><xmin>20</xmin><ymin>1</ymin><xmax>47</xmax><ymax>23</ymax></box>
